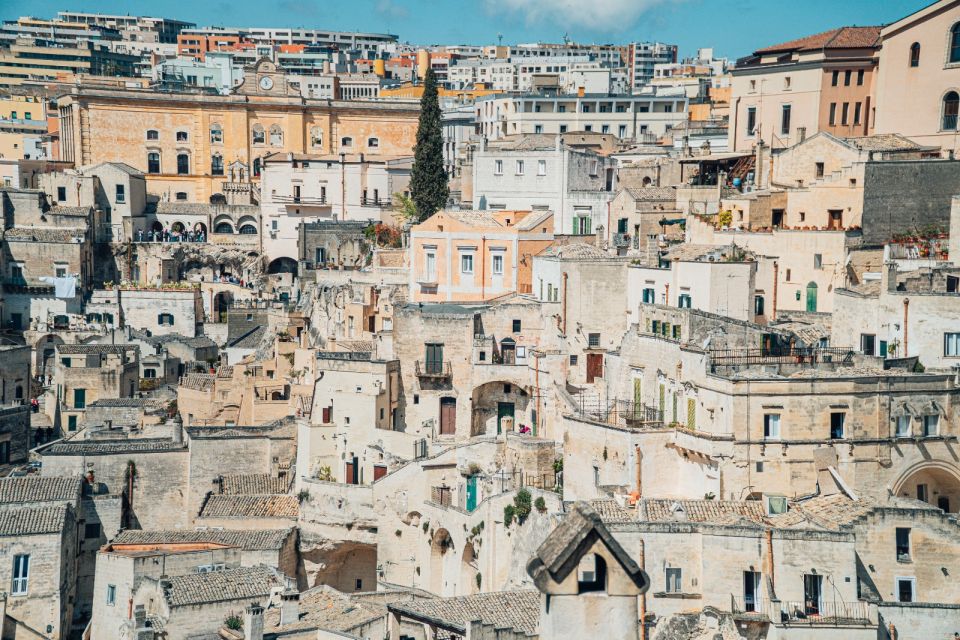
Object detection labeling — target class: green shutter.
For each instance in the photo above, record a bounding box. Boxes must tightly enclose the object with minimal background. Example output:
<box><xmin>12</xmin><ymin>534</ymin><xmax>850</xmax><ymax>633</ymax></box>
<box><xmin>687</xmin><ymin>398</ymin><xmax>697</xmax><ymax>430</ymax></box>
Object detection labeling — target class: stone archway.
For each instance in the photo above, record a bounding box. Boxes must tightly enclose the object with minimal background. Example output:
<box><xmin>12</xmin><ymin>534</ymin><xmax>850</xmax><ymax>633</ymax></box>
<box><xmin>470</xmin><ymin>380</ymin><xmax>531</xmax><ymax>437</ymax></box>
<box><xmin>893</xmin><ymin>461</ymin><xmax>960</xmax><ymax>513</ymax></box>
<box><xmin>429</xmin><ymin>527</ymin><xmax>455</xmax><ymax>596</ymax></box>
<box><xmin>460</xmin><ymin>541</ymin><xmax>479</xmax><ymax>595</ymax></box>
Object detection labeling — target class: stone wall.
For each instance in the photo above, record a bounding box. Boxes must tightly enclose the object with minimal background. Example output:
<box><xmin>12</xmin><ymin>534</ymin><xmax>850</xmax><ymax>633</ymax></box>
<box><xmin>862</xmin><ymin>160</ymin><xmax>960</xmax><ymax>246</ymax></box>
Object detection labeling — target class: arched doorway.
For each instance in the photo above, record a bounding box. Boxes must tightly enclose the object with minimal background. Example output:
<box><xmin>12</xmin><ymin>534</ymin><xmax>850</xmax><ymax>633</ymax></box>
<box><xmin>194</xmin><ymin>222</ymin><xmax>207</xmax><ymax>237</ymax></box>
<box><xmin>213</xmin><ymin>291</ymin><xmax>233</xmax><ymax>322</ymax></box>
<box><xmin>805</xmin><ymin>282</ymin><xmax>818</xmax><ymax>312</ymax></box>
<box><xmin>268</xmin><ymin>257</ymin><xmax>298</xmax><ymax>276</ymax></box>
<box><xmin>150</xmin><ymin>221</ymin><xmax>163</xmax><ymax>233</ymax></box>
<box><xmin>430</xmin><ymin>528</ymin><xmax>454</xmax><ymax>596</ymax></box>
<box><xmin>470</xmin><ymin>381</ymin><xmax>530</xmax><ymax>436</ymax></box>
<box><xmin>171</xmin><ymin>221</ymin><xmax>185</xmax><ymax>234</ymax></box>
<box><xmin>35</xmin><ymin>334</ymin><xmax>63</xmax><ymax>379</ymax></box>
<box><xmin>894</xmin><ymin>462</ymin><xmax>960</xmax><ymax>513</ymax></box>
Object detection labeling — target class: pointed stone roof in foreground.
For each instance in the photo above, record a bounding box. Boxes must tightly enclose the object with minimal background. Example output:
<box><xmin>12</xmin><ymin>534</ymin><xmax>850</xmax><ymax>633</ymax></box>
<box><xmin>526</xmin><ymin>501</ymin><xmax>648</xmax><ymax>592</ymax></box>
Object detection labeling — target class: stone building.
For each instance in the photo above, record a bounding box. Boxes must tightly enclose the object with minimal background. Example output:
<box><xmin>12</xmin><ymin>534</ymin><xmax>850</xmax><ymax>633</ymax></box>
<box><xmin>834</xmin><ymin>262</ymin><xmax>960</xmax><ymax>367</ymax></box>
<box><xmin>298</xmin><ymin>220</ymin><xmax>371</xmax><ymax>274</ymax></box>
<box><xmin>259</xmin><ymin>152</ymin><xmax>411</xmax><ymax>262</ymax></box>
<box><xmin>52</xmin><ymin>344</ymin><xmax>140</xmax><ymax>433</ymax></box>
<box><xmin>0</xmin><ymin>505</ymin><xmax>78</xmax><ymax>639</ymax></box>
<box><xmin>564</xmin><ymin>306</ymin><xmax>960</xmax><ymax>514</ymax></box>
<box><xmin>57</xmin><ymin>60</ymin><xmax>421</xmax><ymax>203</ymax></box>
<box><xmin>607</xmin><ymin>186</ymin><xmax>680</xmax><ymax>259</ymax></box>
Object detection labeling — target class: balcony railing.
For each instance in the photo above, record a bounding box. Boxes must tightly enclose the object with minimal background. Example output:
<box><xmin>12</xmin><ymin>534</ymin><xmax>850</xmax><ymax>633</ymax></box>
<box><xmin>415</xmin><ymin>360</ymin><xmax>452</xmax><ymax>379</ymax></box>
<box><xmin>273</xmin><ymin>194</ymin><xmax>328</xmax><ymax>205</ymax></box>
<box><xmin>614</xmin><ymin>233</ymin><xmax>631</xmax><ymax>248</ymax></box>
<box><xmin>707</xmin><ymin>347</ymin><xmax>855</xmax><ymax>372</ymax></box>
<box><xmin>775</xmin><ymin>600</ymin><xmax>871</xmax><ymax>625</ymax></box>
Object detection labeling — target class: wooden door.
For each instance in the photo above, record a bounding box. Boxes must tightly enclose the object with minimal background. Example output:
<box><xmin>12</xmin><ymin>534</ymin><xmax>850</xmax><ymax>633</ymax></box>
<box><xmin>586</xmin><ymin>353</ymin><xmax>603</xmax><ymax>383</ymax></box>
<box><xmin>439</xmin><ymin>397</ymin><xmax>456</xmax><ymax>435</ymax></box>
<box><xmin>345</xmin><ymin>459</ymin><xmax>357</xmax><ymax>485</ymax></box>
<box><xmin>373</xmin><ymin>465</ymin><xmax>387</xmax><ymax>482</ymax></box>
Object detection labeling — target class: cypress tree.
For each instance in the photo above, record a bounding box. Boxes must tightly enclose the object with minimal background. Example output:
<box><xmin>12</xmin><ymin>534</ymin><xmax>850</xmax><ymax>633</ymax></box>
<box><xmin>409</xmin><ymin>68</ymin><xmax>449</xmax><ymax>221</ymax></box>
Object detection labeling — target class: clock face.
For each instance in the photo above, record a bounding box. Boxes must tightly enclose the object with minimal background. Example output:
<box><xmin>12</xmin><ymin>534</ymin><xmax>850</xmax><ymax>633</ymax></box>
<box><xmin>259</xmin><ymin>76</ymin><xmax>274</xmax><ymax>91</ymax></box>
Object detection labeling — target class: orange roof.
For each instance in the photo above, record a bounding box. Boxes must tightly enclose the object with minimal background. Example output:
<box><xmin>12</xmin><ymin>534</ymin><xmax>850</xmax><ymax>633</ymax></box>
<box><xmin>278</xmin><ymin>44</ymin><xmax>305</xmax><ymax>53</ymax></box>
<box><xmin>755</xmin><ymin>26</ymin><xmax>882</xmax><ymax>54</ymax></box>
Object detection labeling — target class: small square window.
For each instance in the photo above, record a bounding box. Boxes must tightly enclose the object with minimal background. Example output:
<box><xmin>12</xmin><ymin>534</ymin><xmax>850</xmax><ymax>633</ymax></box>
<box><xmin>570</xmin><ymin>355</ymin><xmax>578</xmax><ymax>366</ymax></box>
<box><xmin>588</xmin><ymin>333</ymin><xmax>600</xmax><ymax>348</ymax></box>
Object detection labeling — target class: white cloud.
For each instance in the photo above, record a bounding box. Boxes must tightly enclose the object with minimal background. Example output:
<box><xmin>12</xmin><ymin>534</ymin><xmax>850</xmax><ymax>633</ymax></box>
<box><xmin>483</xmin><ymin>0</ymin><xmax>676</xmax><ymax>33</ymax></box>
<box><xmin>376</xmin><ymin>0</ymin><xmax>409</xmax><ymax>21</ymax></box>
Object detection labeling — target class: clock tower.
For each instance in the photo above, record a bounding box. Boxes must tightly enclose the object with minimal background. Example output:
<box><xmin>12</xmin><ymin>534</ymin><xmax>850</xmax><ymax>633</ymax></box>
<box><xmin>235</xmin><ymin>58</ymin><xmax>299</xmax><ymax>97</ymax></box>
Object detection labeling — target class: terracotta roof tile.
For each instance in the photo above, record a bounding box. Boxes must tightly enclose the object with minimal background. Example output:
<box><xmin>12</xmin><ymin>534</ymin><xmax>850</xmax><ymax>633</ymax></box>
<box><xmin>164</xmin><ymin>566</ymin><xmax>284</xmax><ymax>607</ymax></box>
<box><xmin>220</xmin><ymin>474</ymin><xmax>291</xmax><ymax>495</ymax></box>
<box><xmin>112</xmin><ymin>528</ymin><xmax>293</xmax><ymax>550</ymax></box>
<box><xmin>0</xmin><ymin>504</ymin><xmax>71</xmax><ymax>536</ymax></box>
<box><xmin>199</xmin><ymin>494</ymin><xmax>299</xmax><ymax>519</ymax></box>
<box><xmin>755</xmin><ymin>26</ymin><xmax>881</xmax><ymax>54</ymax></box>
<box><xmin>388</xmin><ymin>590</ymin><xmax>540</xmax><ymax>635</ymax></box>
<box><xmin>0</xmin><ymin>476</ymin><xmax>81</xmax><ymax>504</ymax></box>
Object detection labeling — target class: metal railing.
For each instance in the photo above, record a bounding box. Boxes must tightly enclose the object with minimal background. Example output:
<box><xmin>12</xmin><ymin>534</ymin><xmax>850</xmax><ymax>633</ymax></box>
<box><xmin>776</xmin><ymin>600</ymin><xmax>871</xmax><ymax>624</ymax></box>
<box><xmin>707</xmin><ymin>347</ymin><xmax>855</xmax><ymax>371</ymax></box>
<box><xmin>572</xmin><ymin>395</ymin><xmax>663</xmax><ymax>430</ymax></box>
<box><xmin>614</xmin><ymin>233</ymin><xmax>631</xmax><ymax>248</ymax></box>
<box><xmin>415</xmin><ymin>360</ymin><xmax>451</xmax><ymax>378</ymax></box>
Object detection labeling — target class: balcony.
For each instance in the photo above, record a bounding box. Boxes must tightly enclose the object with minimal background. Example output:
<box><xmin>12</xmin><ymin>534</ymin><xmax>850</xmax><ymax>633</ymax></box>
<box><xmin>273</xmin><ymin>193</ymin><xmax>328</xmax><ymax>206</ymax></box>
<box><xmin>614</xmin><ymin>233</ymin><xmax>631</xmax><ymax>248</ymax></box>
<box><xmin>415</xmin><ymin>360</ymin><xmax>452</xmax><ymax>379</ymax></box>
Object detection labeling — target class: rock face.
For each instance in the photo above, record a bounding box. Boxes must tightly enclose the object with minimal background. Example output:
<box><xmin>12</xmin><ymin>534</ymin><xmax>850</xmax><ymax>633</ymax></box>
<box><xmin>651</xmin><ymin>608</ymin><xmax>749</xmax><ymax>640</ymax></box>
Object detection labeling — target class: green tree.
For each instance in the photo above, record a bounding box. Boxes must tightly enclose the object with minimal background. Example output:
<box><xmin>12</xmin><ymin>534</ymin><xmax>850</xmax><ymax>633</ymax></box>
<box><xmin>409</xmin><ymin>68</ymin><xmax>449</xmax><ymax>221</ymax></box>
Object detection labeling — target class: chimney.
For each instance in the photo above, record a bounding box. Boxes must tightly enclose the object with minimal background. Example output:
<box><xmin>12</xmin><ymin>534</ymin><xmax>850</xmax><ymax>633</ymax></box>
<box><xmin>279</xmin><ymin>591</ymin><xmax>300</xmax><ymax>626</ymax></box>
<box><xmin>134</xmin><ymin>604</ymin><xmax>146</xmax><ymax>627</ymax></box>
<box><xmin>244</xmin><ymin>604</ymin><xmax>264</xmax><ymax>640</ymax></box>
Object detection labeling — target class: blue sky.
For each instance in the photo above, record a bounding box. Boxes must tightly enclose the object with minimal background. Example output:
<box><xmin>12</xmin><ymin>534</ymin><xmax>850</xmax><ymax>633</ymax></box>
<box><xmin>3</xmin><ymin>0</ymin><xmax>931</xmax><ymax>59</ymax></box>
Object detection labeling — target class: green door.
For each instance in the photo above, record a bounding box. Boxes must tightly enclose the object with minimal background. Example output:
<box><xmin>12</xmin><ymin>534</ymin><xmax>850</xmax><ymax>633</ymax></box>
<box><xmin>466</xmin><ymin>475</ymin><xmax>478</xmax><ymax>512</ymax></box>
<box><xmin>497</xmin><ymin>402</ymin><xmax>515</xmax><ymax>434</ymax></box>
<box><xmin>632</xmin><ymin>376</ymin><xmax>642</xmax><ymax>419</ymax></box>
<box><xmin>73</xmin><ymin>388</ymin><xmax>86</xmax><ymax>409</ymax></box>
<box><xmin>805</xmin><ymin>282</ymin><xmax>818</xmax><ymax>312</ymax></box>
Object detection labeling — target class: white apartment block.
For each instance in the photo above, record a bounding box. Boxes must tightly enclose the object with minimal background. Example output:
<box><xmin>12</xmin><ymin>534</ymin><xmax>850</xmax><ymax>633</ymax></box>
<box><xmin>474</xmin><ymin>93</ymin><xmax>688</xmax><ymax>141</ymax></box>
<box><xmin>259</xmin><ymin>153</ymin><xmax>411</xmax><ymax>262</ymax></box>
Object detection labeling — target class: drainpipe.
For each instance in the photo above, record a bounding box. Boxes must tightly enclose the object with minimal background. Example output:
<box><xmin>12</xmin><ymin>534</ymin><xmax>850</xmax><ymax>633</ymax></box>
<box><xmin>480</xmin><ymin>235</ymin><xmax>486</xmax><ymax>300</ymax></box>
<box><xmin>765</xmin><ymin>529</ymin><xmax>775</xmax><ymax>592</ymax></box>
<box><xmin>634</xmin><ymin>445</ymin><xmax>642</xmax><ymax>496</ymax></box>
<box><xmin>561</xmin><ymin>272</ymin><xmax>568</xmax><ymax>336</ymax></box>
<box><xmin>534</xmin><ymin>353</ymin><xmax>541</xmax><ymax>437</ymax></box>
<box><xmin>903</xmin><ymin>298</ymin><xmax>909</xmax><ymax>357</ymax></box>
<box><xmin>771</xmin><ymin>261</ymin><xmax>779</xmax><ymax>322</ymax></box>
<box><xmin>638</xmin><ymin>538</ymin><xmax>647</xmax><ymax>640</ymax></box>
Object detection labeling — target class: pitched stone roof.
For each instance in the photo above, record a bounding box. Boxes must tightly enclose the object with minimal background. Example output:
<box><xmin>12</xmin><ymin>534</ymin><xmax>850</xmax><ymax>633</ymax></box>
<box><xmin>842</xmin><ymin>133</ymin><xmax>924</xmax><ymax>152</ymax></box>
<box><xmin>639</xmin><ymin>499</ymin><xmax>767</xmax><ymax>524</ymax></box>
<box><xmin>0</xmin><ymin>504</ymin><xmax>71</xmax><ymax>536</ymax></box>
<box><xmin>42</xmin><ymin>438</ymin><xmax>186</xmax><ymax>456</ymax></box>
<box><xmin>220</xmin><ymin>474</ymin><xmax>291</xmax><ymax>496</ymax></box>
<box><xmin>624</xmin><ymin>186</ymin><xmax>677</xmax><ymax>201</ymax></box>
<box><xmin>528</xmin><ymin>502</ymin><xmax>647</xmax><ymax>591</ymax></box>
<box><xmin>755</xmin><ymin>26</ymin><xmax>881</xmax><ymax>54</ymax></box>
<box><xmin>180</xmin><ymin>372</ymin><xmax>215</xmax><ymax>391</ymax></box>
<box><xmin>163</xmin><ymin>566</ymin><xmax>283</xmax><ymax>607</ymax></box>
<box><xmin>264</xmin><ymin>585</ymin><xmax>385</xmax><ymax>633</ymax></box>
<box><xmin>111</xmin><ymin>528</ymin><xmax>293</xmax><ymax>550</ymax></box>
<box><xmin>87</xmin><ymin>398</ymin><xmax>151</xmax><ymax>408</ymax></box>
<box><xmin>199</xmin><ymin>494</ymin><xmax>299</xmax><ymax>519</ymax></box>
<box><xmin>4</xmin><ymin>228</ymin><xmax>86</xmax><ymax>242</ymax></box>
<box><xmin>588</xmin><ymin>499</ymin><xmax>636</xmax><ymax>523</ymax></box>
<box><xmin>778</xmin><ymin>494</ymin><xmax>875</xmax><ymax>530</ymax></box>
<box><xmin>387</xmin><ymin>590</ymin><xmax>540</xmax><ymax>635</ymax></box>
<box><xmin>0</xmin><ymin>476</ymin><xmax>81</xmax><ymax>504</ymax></box>
<box><xmin>57</xmin><ymin>344</ymin><xmax>138</xmax><ymax>355</ymax></box>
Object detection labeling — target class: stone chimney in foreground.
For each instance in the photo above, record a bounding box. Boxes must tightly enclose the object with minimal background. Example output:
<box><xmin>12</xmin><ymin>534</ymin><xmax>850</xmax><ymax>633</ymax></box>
<box><xmin>244</xmin><ymin>604</ymin><xmax>264</xmax><ymax>640</ymax></box>
<box><xmin>279</xmin><ymin>591</ymin><xmax>300</xmax><ymax>626</ymax></box>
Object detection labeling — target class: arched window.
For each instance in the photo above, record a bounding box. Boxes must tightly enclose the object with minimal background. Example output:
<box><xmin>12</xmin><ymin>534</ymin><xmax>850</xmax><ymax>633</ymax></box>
<box><xmin>176</xmin><ymin>130</ymin><xmax>188</xmax><ymax>143</ymax></box>
<box><xmin>341</xmin><ymin>136</ymin><xmax>353</xmax><ymax>147</ymax></box>
<box><xmin>210</xmin><ymin>123</ymin><xmax>223</xmax><ymax>144</ymax></box>
<box><xmin>239</xmin><ymin>224</ymin><xmax>257</xmax><ymax>234</ymax></box>
<box><xmin>910</xmin><ymin>42</ymin><xmax>921</xmax><ymax>67</ymax></box>
<box><xmin>951</xmin><ymin>23</ymin><xmax>960</xmax><ymax>63</ymax></box>
<box><xmin>211</xmin><ymin>154</ymin><xmax>224</xmax><ymax>176</ymax></box>
<box><xmin>944</xmin><ymin>92</ymin><xmax>959</xmax><ymax>131</ymax></box>
<box><xmin>576</xmin><ymin>554</ymin><xmax>607</xmax><ymax>594</ymax></box>
<box><xmin>310</xmin><ymin>126</ymin><xmax>323</xmax><ymax>147</ymax></box>
<box><xmin>176</xmin><ymin>153</ymin><xmax>190</xmax><ymax>175</ymax></box>
<box><xmin>367</xmin><ymin>137</ymin><xmax>379</xmax><ymax>149</ymax></box>
<box><xmin>215</xmin><ymin>222</ymin><xmax>234</xmax><ymax>233</ymax></box>
<box><xmin>269</xmin><ymin>124</ymin><xmax>283</xmax><ymax>146</ymax></box>
<box><xmin>252</xmin><ymin>124</ymin><xmax>265</xmax><ymax>145</ymax></box>
<box><xmin>146</xmin><ymin>129</ymin><xmax>159</xmax><ymax>141</ymax></box>
<box><xmin>147</xmin><ymin>152</ymin><xmax>160</xmax><ymax>174</ymax></box>
<box><xmin>157</xmin><ymin>313</ymin><xmax>175</xmax><ymax>326</ymax></box>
